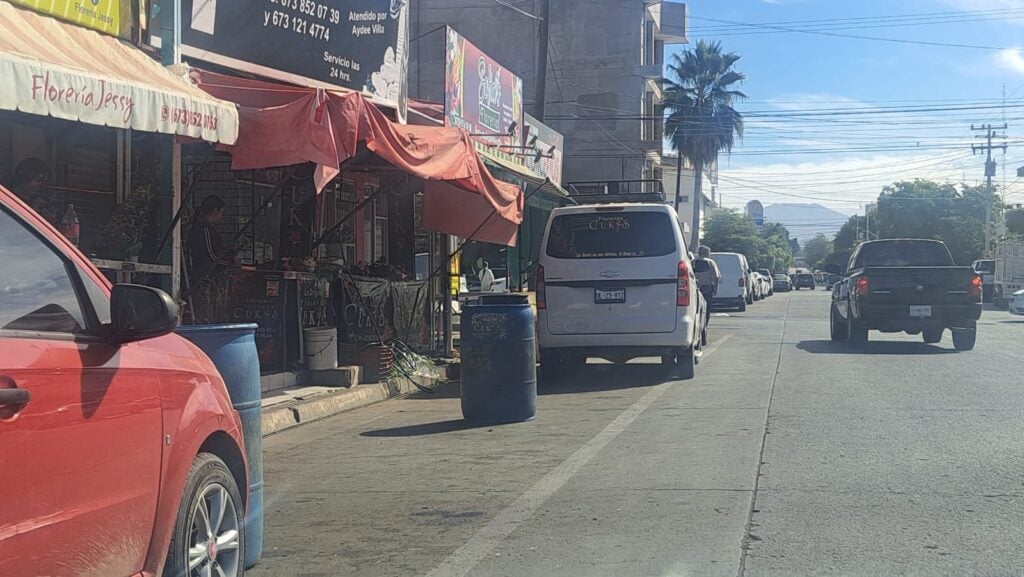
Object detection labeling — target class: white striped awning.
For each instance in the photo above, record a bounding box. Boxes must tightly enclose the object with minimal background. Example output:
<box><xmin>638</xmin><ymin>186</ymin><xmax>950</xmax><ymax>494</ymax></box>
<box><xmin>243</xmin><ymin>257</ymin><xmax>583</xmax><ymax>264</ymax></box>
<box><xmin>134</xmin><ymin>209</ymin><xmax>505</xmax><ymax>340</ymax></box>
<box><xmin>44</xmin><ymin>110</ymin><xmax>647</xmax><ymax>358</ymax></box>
<box><xmin>0</xmin><ymin>2</ymin><xmax>238</xmax><ymax>144</ymax></box>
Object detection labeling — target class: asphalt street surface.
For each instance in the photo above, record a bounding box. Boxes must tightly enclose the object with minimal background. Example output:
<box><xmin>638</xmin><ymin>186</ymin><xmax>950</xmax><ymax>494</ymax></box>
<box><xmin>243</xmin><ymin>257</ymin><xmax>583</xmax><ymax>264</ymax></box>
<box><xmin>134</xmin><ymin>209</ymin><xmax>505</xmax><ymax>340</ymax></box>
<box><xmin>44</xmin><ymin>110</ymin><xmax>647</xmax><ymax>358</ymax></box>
<box><xmin>249</xmin><ymin>289</ymin><xmax>1024</xmax><ymax>577</ymax></box>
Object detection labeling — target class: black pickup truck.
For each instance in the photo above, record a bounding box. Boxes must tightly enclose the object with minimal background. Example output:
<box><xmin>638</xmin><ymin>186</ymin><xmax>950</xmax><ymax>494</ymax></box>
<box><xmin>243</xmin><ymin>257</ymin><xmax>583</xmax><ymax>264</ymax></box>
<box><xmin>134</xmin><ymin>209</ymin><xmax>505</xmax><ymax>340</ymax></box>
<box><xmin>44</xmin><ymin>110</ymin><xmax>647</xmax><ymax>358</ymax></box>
<box><xmin>830</xmin><ymin>239</ymin><xmax>983</xmax><ymax>350</ymax></box>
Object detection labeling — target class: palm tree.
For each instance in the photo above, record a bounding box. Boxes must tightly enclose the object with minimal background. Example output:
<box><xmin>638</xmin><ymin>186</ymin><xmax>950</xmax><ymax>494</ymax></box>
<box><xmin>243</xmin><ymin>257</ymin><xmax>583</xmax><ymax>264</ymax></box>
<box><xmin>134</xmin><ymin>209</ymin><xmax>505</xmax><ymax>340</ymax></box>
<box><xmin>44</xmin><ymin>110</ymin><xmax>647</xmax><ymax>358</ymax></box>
<box><xmin>663</xmin><ymin>40</ymin><xmax>746</xmax><ymax>249</ymax></box>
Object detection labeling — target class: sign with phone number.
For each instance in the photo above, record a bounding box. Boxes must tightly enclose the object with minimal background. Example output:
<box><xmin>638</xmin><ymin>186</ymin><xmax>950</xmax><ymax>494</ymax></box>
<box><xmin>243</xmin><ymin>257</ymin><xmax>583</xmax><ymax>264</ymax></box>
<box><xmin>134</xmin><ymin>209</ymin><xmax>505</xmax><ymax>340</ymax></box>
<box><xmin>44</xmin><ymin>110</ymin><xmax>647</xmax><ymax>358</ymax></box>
<box><xmin>174</xmin><ymin>0</ymin><xmax>409</xmax><ymax>111</ymax></box>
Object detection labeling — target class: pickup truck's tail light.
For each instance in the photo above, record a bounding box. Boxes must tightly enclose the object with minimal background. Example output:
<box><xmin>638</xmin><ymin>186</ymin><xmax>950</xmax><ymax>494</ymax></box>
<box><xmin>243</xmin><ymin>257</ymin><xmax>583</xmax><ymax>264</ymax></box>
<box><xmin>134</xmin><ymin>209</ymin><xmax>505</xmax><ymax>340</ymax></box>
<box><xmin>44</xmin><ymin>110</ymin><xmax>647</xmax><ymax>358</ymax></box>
<box><xmin>969</xmin><ymin>275</ymin><xmax>983</xmax><ymax>300</ymax></box>
<box><xmin>536</xmin><ymin>265</ymin><xmax>546</xmax><ymax>310</ymax></box>
<box><xmin>855</xmin><ymin>276</ymin><xmax>870</xmax><ymax>297</ymax></box>
<box><xmin>677</xmin><ymin>261</ymin><xmax>691</xmax><ymax>307</ymax></box>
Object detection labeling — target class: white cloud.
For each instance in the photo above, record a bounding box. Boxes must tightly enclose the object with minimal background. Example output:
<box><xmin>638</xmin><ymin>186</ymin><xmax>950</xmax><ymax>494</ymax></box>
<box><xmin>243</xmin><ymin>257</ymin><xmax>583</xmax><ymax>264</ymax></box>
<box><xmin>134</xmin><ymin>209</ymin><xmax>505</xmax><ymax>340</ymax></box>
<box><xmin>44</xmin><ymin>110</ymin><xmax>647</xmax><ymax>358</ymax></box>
<box><xmin>995</xmin><ymin>48</ymin><xmax>1024</xmax><ymax>74</ymax></box>
<box><xmin>763</xmin><ymin>93</ymin><xmax>867</xmax><ymax>111</ymax></box>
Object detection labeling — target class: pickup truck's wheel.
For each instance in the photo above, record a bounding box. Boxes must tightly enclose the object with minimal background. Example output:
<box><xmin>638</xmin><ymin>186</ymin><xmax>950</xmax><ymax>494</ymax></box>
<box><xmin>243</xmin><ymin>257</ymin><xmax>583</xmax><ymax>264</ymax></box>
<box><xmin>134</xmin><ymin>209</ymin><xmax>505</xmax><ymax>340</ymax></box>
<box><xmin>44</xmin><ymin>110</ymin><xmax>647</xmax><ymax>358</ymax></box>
<box><xmin>922</xmin><ymin>327</ymin><xmax>943</xmax><ymax>344</ymax></box>
<box><xmin>847</xmin><ymin>318</ymin><xmax>868</xmax><ymax>345</ymax></box>
<box><xmin>952</xmin><ymin>328</ymin><xmax>976</xmax><ymax>351</ymax></box>
<box><xmin>164</xmin><ymin>453</ymin><xmax>245</xmax><ymax>577</ymax></box>
<box><xmin>830</xmin><ymin>305</ymin><xmax>848</xmax><ymax>342</ymax></box>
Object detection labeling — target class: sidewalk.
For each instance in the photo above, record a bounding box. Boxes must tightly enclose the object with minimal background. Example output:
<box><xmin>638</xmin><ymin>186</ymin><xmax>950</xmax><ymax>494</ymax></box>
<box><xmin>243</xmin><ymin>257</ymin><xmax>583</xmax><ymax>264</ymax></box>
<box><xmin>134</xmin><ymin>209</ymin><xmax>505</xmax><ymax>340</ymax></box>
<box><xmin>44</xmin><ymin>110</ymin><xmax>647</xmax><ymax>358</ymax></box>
<box><xmin>259</xmin><ymin>365</ymin><xmax>453</xmax><ymax>436</ymax></box>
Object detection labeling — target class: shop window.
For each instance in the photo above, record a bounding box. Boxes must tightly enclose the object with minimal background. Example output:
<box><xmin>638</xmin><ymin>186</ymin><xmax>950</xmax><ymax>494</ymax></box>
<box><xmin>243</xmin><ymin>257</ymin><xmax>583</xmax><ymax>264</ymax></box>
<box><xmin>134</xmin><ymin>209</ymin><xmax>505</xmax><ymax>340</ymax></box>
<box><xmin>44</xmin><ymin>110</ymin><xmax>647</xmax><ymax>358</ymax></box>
<box><xmin>362</xmin><ymin>185</ymin><xmax>388</xmax><ymax>263</ymax></box>
<box><xmin>324</xmin><ymin>179</ymin><xmax>357</xmax><ymax>265</ymax></box>
<box><xmin>374</xmin><ymin>189</ymin><xmax>388</xmax><ymax>262</ymax></box>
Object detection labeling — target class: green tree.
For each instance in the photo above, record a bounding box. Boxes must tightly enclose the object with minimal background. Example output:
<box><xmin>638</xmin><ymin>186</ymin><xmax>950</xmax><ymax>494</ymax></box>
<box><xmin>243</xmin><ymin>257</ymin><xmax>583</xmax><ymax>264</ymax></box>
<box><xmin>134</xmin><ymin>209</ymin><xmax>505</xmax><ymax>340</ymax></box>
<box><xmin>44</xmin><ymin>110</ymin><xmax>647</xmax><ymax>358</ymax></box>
<box><xmin>663</xmin><ymin>40</ymin><xmax>746</xmax><ymax>249</ymax></box>
<box><xmin>1005</xmin><ymin>208</ymin><xmax>1024</xmax><ymax>235</ymax></box>
<box><xmin>703</xmin><ymin>209</ymin><xmax>793</xmax><ymax>271</ymax></box>
<box><xmin>875</xmin><ymin>180</ymin><xmax>997</xmax><ymax>264</ymax></box>
<box><xmin>825</xmin><ymin>214</ymin><xmax>866</xmax><ymax>271</ymax></box>
<box><xmin>761</xmin><ymin>222</ymin><xmax>794</xmax><ymax>271</ymax></box>
<box><xmin>833</xmin><ymin>215</ymin><xmax>866</xmax><ymax>253</ymax></box>
<box><xmin>802</xmin><ymin>233</ymin><xmax>833</xmax><ymax>270</ymax></box>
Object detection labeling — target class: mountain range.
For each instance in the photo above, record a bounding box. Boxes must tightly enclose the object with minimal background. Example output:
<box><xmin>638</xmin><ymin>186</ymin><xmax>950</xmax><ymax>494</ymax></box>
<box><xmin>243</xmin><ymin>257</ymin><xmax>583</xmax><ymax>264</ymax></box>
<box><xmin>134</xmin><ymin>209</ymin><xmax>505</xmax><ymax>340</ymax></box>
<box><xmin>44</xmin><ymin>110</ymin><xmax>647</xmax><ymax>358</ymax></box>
<box><xmin>763</xmin><ymin>203</ymin><xmax>852</xmax><ymax>244</ymax></box>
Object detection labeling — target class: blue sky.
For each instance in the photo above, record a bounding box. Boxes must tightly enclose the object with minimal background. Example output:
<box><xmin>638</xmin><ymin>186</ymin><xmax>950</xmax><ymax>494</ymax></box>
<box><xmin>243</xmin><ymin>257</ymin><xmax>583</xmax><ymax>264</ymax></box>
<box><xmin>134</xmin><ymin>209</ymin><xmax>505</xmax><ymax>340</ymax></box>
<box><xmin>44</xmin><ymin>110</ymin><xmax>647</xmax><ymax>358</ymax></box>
<box><xmin>671</xmin><ymin>0</ymin><xmax>1024</xmax><ymax>222</ymax></box>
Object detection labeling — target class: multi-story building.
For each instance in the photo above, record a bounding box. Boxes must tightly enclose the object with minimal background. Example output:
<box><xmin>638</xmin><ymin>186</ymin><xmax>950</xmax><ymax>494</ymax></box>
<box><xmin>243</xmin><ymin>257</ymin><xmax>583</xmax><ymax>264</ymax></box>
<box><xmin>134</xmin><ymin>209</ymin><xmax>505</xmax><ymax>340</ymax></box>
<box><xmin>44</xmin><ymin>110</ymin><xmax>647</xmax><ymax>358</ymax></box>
<box><xmin>408</xmin><ymin>1</ymin><xmax>688</xmax><ymax>185</ymax></box>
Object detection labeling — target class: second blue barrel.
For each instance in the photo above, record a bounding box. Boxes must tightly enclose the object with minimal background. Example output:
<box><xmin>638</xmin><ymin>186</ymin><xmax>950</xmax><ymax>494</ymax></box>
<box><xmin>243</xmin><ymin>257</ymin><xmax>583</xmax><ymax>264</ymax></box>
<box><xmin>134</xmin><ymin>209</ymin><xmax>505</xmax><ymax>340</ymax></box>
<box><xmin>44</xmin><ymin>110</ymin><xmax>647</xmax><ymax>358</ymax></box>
<box><xmin>175</xmin><ymin>323</ymin><xmax>263</xmax><ymax>569</ymax></box>
<box><xmin>460</xmin><ymin>294</ymin><xmax>537</xmax><ymax>423</ymax></box>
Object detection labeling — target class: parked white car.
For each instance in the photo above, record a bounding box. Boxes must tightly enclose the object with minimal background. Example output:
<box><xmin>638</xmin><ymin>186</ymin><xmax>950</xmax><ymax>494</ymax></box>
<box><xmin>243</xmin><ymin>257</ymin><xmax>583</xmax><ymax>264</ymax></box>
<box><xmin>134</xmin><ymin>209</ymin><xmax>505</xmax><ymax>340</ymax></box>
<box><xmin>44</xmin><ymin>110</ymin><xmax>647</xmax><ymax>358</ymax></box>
<box><xmin>1010</xmin><ymin>288</ymin><xmax>1024</xmax><ymax>316</ymax></box>
<box><xmin>537</xmin><ymin>202</ymin><xmax>705</xmax><ymax>381</ymax></box>
<box><xmin>749</xmin><ymin>272</ymin><xmax>761</xmax><ymax>301</ymax></box>
<box><xmin>710</xmin><ymin>252</ymin><xmax>751</xmax><ymax>311</ymax></box>
<box><xmin>757</xmin><ymin>268</ymin><xmax>774</xmax><ymax>296</ymax></box>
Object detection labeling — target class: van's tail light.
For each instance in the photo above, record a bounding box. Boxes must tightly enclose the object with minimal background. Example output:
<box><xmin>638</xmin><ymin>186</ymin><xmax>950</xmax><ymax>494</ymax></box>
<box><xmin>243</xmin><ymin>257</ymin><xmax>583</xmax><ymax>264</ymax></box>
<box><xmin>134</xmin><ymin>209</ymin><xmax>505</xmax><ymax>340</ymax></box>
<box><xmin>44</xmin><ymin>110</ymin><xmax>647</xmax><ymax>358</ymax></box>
<box><xmin>738</xmin><ymin>276</ymin><xmax>746</xmax><ymax>288</ymax></box>
<box><xmin>855</xmin><ymin>276</ymin><xmax>870</xmax><ymax>297</ymax></box>
<box><xmin>969</xmin><ymin>275</ymin><xmax>983</xmax><ymax>300</ymax></box>
<box><xmin>677</xmin><ymin>261</ymin><xmax>691</xmax><ymax>307</ymax></box>
<box><xmin>536</xmin><ymin>265</ymin><xmax>546</xmax><ymax>310</ymax></box>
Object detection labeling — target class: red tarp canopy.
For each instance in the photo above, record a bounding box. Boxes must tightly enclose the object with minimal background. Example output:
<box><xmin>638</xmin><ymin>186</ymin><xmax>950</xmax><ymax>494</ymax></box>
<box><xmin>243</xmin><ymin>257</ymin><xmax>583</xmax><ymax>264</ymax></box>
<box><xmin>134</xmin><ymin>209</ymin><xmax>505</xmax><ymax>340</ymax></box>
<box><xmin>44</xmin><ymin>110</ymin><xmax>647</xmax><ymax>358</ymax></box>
<box><xmin>193</xmin><ymin>70</ymin><xmax>523</xmax><ymax>246</ymax></box>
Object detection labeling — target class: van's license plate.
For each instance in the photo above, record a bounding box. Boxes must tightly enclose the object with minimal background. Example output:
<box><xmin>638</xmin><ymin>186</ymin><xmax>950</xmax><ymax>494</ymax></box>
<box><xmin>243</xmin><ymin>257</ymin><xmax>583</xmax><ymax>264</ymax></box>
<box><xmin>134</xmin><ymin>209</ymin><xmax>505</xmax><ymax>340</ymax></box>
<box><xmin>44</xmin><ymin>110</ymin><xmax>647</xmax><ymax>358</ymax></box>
<box><xmin>595</xmin><ymin>288</ymin><xmax>626</xmax><ymax>304</ymax></box>
<box><xmin>909</xmin><ymin>305</ymin><xmax>932</xmax><ymax>317</ymax></box>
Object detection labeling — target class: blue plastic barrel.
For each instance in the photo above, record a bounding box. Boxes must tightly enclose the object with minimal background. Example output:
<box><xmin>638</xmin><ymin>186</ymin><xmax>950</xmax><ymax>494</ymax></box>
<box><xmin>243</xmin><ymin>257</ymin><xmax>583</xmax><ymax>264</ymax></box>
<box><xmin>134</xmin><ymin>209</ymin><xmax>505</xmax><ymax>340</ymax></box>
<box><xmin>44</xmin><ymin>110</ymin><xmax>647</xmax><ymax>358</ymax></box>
<box><xmin>175</xmin><ymin>323</ymin><xmax>263</xmax><ymax>569</ymax></box>
<box><xmin>460</xmin><ymin>294</ymin><xmax>537</xmax><ymax>423</ymax></box>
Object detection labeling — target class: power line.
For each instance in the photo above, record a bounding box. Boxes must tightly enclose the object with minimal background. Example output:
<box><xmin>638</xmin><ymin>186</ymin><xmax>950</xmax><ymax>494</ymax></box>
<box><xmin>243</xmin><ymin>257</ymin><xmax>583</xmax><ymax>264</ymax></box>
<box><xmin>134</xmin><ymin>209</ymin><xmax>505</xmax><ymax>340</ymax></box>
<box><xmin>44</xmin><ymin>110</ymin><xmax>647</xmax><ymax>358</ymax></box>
<box><xmin>687</xmin><ymin>7</ymin><xmax>1024</xmax><ymax>31</ymax></box>
<box><xmin>688</xmin><ymin>14</ymin><xmax>1016</xmax><ymax>51</ymax></box>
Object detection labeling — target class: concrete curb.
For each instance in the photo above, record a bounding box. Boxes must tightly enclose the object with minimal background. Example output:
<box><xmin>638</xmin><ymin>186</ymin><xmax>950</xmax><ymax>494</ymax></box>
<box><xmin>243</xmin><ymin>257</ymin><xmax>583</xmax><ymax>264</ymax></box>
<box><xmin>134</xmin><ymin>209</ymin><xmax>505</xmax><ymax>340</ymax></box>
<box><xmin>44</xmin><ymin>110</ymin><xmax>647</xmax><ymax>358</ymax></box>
<box><xmin>261</xmin><ymin>376</ymin><xmax>436</xmax><ymax>436</ymax></box>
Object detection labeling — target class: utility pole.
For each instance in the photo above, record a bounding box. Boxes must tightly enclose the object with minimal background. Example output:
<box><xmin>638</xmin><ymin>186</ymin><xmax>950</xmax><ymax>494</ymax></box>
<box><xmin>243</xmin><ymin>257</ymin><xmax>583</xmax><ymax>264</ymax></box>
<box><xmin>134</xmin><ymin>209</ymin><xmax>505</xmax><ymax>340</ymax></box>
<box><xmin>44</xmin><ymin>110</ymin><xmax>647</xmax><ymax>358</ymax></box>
<box><xmin>534</xmin><ymin>0</ymin><xmax>551</xmax><ymax>122</ymax></box>
<box><xmin>971</xmin><ymin>124</ymin><xmax>1007</xmax><ymax>256</ymax></box>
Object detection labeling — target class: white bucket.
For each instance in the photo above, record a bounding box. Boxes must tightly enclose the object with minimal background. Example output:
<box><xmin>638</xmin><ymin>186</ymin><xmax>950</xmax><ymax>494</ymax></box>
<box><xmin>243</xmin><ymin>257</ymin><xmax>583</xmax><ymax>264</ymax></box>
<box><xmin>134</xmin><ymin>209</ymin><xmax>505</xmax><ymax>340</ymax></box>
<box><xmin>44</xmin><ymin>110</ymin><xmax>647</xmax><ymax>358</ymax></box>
<box><xmin>303</xmin><ymin>327</ymin><xmax>338</xmax><ymax>370</ymax></box>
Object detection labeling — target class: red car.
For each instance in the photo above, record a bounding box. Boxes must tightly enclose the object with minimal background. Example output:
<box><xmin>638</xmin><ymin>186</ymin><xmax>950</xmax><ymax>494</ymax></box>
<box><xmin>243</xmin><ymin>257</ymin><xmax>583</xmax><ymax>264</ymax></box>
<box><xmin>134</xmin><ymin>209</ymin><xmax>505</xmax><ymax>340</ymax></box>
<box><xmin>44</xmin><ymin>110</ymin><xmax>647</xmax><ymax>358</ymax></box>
<box><xmin>0</xmin><ymin>186</ymin><xmax>248</xmax><ymax>577</ymax></box>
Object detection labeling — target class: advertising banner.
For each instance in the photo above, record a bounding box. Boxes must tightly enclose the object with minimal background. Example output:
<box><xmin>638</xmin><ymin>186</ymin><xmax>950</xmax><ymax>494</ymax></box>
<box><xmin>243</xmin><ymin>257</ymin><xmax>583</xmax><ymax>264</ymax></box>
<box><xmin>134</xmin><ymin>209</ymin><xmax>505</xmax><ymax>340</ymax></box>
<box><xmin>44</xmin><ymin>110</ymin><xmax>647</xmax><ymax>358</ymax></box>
<box><xmin>445</xmin><ymin>27</ymin><xmax>522</xmax><ymax>145</ymax></box>
<box><xmin>335</xmin><ymin>277</ymin><xmax>429</xmax><ymax>346</ymax></box>
<box><xmin>9</xmin><ymin>0</ymin><xmax>125</xmax><ymax>36</ymax></box>
<box><xmin>0</xmin><ymin>53</ymin><xmax>238</xmax><ymax>144</ymax></box>
<box><xmin>523</xmin><ymin>112</ymin><xmax>564</xmax><ymax>186</ymax></box>
<box><xmin>171</xmin><ymin>0</ymin><xmax>409</xmax><ymax>115</ymax></box>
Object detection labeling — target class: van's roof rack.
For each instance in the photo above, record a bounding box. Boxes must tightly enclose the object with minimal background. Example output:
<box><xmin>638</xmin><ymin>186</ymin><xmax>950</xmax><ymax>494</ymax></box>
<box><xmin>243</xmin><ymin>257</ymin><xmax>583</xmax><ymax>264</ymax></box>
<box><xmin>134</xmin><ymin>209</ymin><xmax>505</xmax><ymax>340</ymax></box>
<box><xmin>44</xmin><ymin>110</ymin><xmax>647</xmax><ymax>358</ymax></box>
<box><xmin>565</xmin><ymin>179</ymin><xmax>666</xmax><ymax>205</ymax></box>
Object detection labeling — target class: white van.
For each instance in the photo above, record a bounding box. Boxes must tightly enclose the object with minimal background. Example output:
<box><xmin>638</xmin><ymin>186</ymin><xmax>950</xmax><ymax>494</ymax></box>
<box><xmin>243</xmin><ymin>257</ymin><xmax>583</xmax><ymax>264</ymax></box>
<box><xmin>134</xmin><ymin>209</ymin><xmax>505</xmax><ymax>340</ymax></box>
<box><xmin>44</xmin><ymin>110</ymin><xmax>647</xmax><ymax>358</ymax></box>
<box><xmin>536</xmin><ymin>203</ymin><xmax>705</xmax><ymax>381</ymax></box>
<box><xmin>710</xmin><ymin>252</ymin><xmax>750</xmax><ymax>311</ymax></box>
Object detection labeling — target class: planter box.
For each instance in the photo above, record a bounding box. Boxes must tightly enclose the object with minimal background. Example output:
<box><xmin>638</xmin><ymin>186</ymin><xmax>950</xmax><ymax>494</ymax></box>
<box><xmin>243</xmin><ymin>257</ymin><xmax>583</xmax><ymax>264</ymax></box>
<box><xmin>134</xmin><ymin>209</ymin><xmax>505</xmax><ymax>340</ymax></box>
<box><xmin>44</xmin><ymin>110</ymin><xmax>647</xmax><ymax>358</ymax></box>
<box><xmin>338</xmin><ymin>343</ymin><xmax>394</xmax><ymax>384</ymax></box>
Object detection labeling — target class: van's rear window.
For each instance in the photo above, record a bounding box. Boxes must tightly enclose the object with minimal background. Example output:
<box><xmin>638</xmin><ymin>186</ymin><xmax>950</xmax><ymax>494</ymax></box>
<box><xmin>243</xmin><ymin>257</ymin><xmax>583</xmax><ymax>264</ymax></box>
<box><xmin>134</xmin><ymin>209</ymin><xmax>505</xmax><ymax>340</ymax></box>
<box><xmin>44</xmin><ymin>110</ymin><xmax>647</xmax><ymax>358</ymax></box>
<box><xmin>546</xmin><ymin>212</ymin><xmax>676</xmax><ymax>259</ymax></box>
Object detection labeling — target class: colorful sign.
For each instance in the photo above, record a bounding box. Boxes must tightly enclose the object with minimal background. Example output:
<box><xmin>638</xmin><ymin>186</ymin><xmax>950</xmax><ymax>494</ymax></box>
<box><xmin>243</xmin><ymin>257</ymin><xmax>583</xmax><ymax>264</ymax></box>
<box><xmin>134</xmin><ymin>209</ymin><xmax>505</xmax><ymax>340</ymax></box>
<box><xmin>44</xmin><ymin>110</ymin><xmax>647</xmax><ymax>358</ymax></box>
<box><xmin>445</xmin><ymin>27</ymin><xmax>522</xmax><ymax>145</ymax></box>
<box><xmin>523</xmin><ymin>113</ymin><xmax>564</xmax><ymax>186</ymax></box>
<box><xmin>9</xmin><ymin>0</ymin><xmax>125</xmax><ymax>36</ymax></box>
<box><xmin>162</xmin><ymin>0</ymin><xmax>409</xmax><ymax>115</ymax></box>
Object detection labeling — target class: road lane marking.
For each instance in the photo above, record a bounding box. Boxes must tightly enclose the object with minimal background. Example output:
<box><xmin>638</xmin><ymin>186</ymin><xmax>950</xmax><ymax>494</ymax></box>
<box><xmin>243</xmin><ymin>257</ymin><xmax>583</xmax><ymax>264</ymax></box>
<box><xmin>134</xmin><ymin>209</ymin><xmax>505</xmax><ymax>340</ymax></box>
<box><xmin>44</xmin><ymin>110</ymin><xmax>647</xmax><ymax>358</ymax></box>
<box><xmin>424</xmin><ymin>335</ymin><xmax>734</xmax><ymax>577</ymax></box>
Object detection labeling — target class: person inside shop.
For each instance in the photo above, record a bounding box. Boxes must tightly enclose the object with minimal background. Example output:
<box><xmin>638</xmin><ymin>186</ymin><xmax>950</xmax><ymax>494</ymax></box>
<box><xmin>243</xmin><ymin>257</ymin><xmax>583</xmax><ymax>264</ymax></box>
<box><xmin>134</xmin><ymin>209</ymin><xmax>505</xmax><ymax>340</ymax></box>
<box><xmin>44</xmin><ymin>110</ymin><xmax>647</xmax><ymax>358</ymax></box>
<box><xmin>186</xmin><ymin>195</ymin><xmax>234</xmax><ymax>323</ymax></box>
<box><xmin>10</xmin><ymin>157</ymin><xmax>58</xmax><ymax>224</ymax></box>
<box><xmin>187</xmin><ymin>195</ymin><xmax>233</xmax><ymax>279</ymax></box>
<box><xmin>478</xmin><ymin>260</ymin><xmax>496</xmax><ymax>292</ymax></box>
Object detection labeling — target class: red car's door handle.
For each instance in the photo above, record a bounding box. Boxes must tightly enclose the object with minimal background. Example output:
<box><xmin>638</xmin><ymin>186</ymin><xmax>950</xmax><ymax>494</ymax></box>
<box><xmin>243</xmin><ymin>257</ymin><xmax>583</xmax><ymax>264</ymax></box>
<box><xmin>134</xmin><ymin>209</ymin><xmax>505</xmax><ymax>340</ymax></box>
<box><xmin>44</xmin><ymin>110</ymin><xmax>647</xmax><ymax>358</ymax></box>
<box><xmin>0</xmin><ymin>388</ymin><xmax>30</xmax><ymax>406</ymax></box>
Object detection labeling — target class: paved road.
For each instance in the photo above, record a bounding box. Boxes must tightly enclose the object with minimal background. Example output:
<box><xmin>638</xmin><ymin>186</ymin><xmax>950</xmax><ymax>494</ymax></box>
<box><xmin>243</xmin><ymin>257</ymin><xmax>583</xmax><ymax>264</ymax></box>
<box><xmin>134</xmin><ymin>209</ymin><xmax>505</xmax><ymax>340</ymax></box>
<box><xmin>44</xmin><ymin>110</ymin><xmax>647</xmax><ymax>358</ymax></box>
<box><xmin>249</xmin><ymin>290</ymin><xmax>1024</xmax><ymax>577</ymax></box>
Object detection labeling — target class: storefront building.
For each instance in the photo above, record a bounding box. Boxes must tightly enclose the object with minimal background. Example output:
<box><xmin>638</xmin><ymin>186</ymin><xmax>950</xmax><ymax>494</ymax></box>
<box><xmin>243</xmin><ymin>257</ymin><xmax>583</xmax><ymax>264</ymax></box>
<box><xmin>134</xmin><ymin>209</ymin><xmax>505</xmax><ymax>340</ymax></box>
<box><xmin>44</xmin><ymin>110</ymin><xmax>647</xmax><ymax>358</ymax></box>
<box><xmin>144</xmin><ymin>2</ymin><xmax>524</xmax><ymax>380</ymax></box>
<box><xmin>0</xmin><ymin>1</ymin><xmax>238</xmax><ymax>290</ymax></box>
